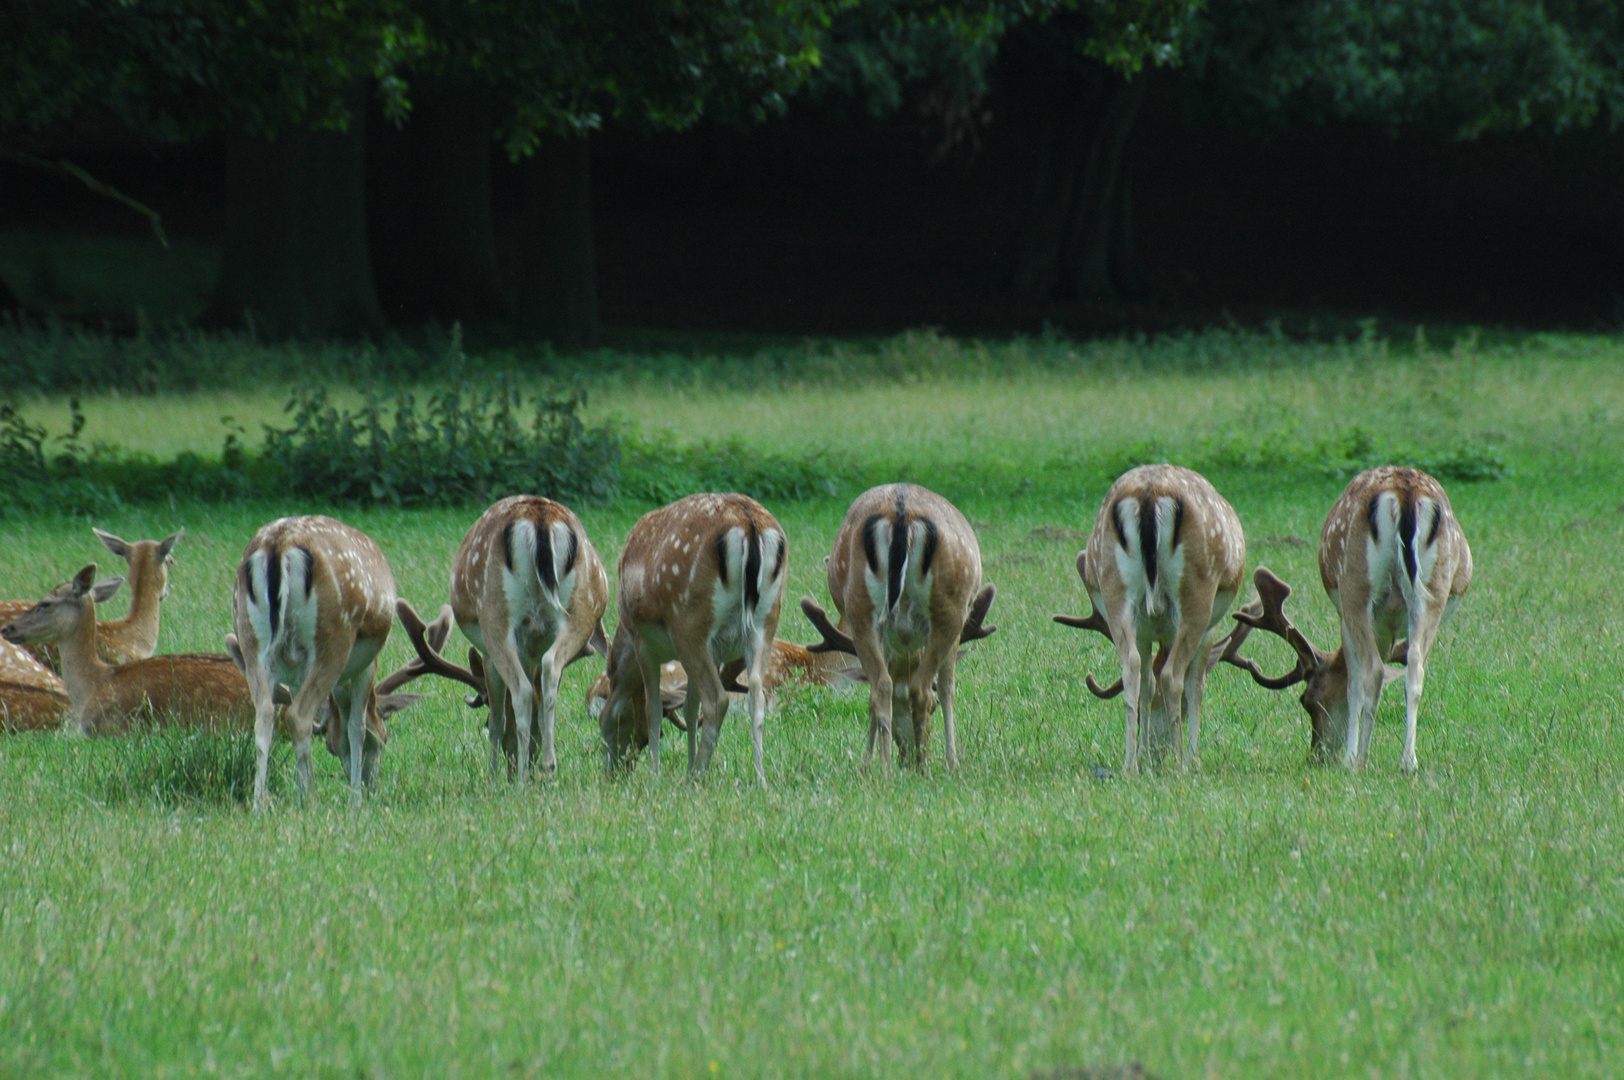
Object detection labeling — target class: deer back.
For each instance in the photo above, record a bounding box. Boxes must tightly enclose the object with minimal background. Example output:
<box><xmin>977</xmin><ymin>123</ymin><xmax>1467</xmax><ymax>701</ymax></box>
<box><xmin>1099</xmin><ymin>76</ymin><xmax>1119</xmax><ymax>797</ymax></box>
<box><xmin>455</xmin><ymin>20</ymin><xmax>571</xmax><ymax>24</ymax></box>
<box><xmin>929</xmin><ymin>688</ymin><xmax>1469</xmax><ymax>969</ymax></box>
<box><xmin>827</xmin><ymin>483</ymin><xmax>982</xmax><ymax>645</ymax></box>
<box><xmin>448</xmin><ymin>496</ymin><xmax>608</xmax><ymax>650</ymax></box>
<box><xmin>0</xmin><ymin>639</ymin><xmax>67</xmax><ymax>731</ymax></box>
<box><xmin>617</xmin><ymin>493</ymin><xmax>787</xmax><ymax>642</ymax></box>
<box><xmin>1319</xmin><ymin>466</ymin><xmax>1472</xmax><ymax>607</ymax></box>
<box><xmin>236</xmin><ymin>516</ymin><xmax>396</xmax><ymax>662</ymax></box>
<box><xmin>1083</xmin><ymin>464</ymin><xmax>1246</xmax><ymax>623</ymax></box>
<box><xmin>88</xmin><ymin>653</ymin><xmax>255</xmax><ymax>735</ymax></box>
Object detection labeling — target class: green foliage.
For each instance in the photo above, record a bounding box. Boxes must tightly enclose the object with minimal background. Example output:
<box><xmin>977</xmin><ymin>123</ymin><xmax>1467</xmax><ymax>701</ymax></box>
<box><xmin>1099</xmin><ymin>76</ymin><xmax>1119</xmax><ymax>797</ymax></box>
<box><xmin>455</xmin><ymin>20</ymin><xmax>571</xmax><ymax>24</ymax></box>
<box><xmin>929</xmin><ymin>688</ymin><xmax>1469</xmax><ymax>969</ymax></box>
<box><xmin>1189</xmin><ymin>0</ymin><xmax>1624</xmax><ymax>137</ymax></box>
<box><xmin>621</xmin><ymin>436</ymin><xmax>852</xmax><ymax>504</ymax></box>
<box><xmin>260</xmin><ymin>381</ymin><xmax>620</xmax><ymax>507</ymax></box>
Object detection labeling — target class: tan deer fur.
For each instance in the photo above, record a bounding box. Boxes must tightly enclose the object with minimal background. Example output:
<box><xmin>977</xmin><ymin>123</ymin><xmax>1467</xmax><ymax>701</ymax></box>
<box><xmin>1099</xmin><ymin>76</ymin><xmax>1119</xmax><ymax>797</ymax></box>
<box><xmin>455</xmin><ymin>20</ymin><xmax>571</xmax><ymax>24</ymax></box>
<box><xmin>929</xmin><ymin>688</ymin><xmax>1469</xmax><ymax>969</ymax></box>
<box><xmin>599</xmin><ymin>493</ymin><xmax>788</xmax><ymax>787</ymax></box>
<box><xmin>446</xmin><ymin>496</ymin><xmax>609</xmax><ymax>781</ymax></box>
<box><xmin>232</xmin><ymin>516</ymin><xmax>397</xmax><ymax>810</ymax></box>
<box><xmin>3</xmin><ymin>566</ymin><xmax>252</xmax><ymax>734</ymax></box>
<box><xmin>820</xmin><ymin>483</ymin><xmax>985</xmax><ymax>770</ymax></box>
<box><xmin>1228</xmin><ymin>466</ymin><xmax>1471</xmax><ymax>772</ymax></box>
<box><xmin>0</xmin><ymin>527</ymin><xmax>181</xmax><ymax>670</ymax></box>
<box><xmin>0</xmin><ymin>637</ymin><xmax>68</xmax><ymax>732</ymax></box>
<box><xmin>1067</xmin><ymin>465</ymin><xmax>1246</xmax><ymax>773</ymax></box>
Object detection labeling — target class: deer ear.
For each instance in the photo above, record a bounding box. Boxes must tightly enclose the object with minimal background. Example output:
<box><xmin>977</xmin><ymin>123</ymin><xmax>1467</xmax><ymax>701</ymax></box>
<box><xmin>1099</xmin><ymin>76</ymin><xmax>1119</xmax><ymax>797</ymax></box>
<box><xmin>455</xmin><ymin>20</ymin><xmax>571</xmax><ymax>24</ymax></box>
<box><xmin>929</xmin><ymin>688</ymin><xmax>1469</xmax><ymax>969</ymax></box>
<box><xmin>91</xmin><ymin>577</ymin><xmax>126</xmax><ymax>604</ymax></box>
<box><xmin>93</xmin><ymin>529</ymin><xmax>132</xmax><ymax>560</ymax></box>
<box><xmin>156</xmin><ymin>530</ymin><xmax>184</xmax><ymax>561</ymax></box>
<box><xmin>71</xmin><ymin>565</ymin><xmax>99</xmax><ymax>597</ymax></box>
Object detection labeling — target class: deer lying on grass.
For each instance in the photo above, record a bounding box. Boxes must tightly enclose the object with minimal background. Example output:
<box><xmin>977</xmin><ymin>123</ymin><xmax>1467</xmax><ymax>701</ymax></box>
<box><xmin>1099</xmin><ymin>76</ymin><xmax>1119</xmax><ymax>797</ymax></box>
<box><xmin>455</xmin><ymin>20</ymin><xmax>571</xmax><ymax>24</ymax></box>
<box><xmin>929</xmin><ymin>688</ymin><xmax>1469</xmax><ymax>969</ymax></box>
<box><xmin>1</xmin><ymin>565</ymin><xmax>422</xmax><ymax>750</ymax></box>
<box><xmin>598</xmin><ymin>493</ymin><xmax>788</xmax><ymax>786</ymax></box>
<box><xmin>4</xmin><ymin>566</ymin><xmax>254</xmax><ymax>734</ymax></box>
<box><xmin>0</xmin><ymin>527</ymin><xmax>182</xmax><ymax>670</ymax></box>
<box><xmin>808</xmin><ymin>483</ymin><xmax>993</xmax><ymax>770</ymax></box>
<box><xmin>0</xmin><ymin>636</ymin><xmax>69</xmax><ymax>732</ymax></box>
<box><xmin>1055</xmin><ymin>465</ymin><xmax>1246</xmax><ymax>773</ymax></box>
<box><xmin>232</xmin><ymin>515</ymin><xmax>399</xmax><ymax>810</ymax></box>
<box><xmin>1221</xmin><ymin>467</ymin><xmax>1472</xmax><ymax>772</ymax></box>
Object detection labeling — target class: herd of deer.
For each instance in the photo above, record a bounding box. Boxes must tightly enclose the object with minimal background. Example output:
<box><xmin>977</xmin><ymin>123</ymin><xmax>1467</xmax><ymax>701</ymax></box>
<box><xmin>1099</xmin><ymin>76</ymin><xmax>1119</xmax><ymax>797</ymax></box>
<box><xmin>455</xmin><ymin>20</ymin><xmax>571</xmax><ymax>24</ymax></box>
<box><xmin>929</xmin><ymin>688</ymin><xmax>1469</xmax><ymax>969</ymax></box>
<box><xmin>0</xmin><ymin>463</ymin><xmax>1471</xmax><ymax>810</ymax></box>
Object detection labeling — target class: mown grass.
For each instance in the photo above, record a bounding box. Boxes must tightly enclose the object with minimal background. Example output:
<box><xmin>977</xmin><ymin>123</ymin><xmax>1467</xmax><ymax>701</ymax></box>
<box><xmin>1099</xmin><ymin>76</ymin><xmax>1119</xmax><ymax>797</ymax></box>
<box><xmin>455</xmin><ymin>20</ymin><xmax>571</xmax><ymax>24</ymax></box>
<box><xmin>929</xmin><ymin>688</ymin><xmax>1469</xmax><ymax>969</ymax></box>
<box><xmin>1</xmin><ymin>331</ymin><xmax>1622</xmax><ymax>1079</ymax></box>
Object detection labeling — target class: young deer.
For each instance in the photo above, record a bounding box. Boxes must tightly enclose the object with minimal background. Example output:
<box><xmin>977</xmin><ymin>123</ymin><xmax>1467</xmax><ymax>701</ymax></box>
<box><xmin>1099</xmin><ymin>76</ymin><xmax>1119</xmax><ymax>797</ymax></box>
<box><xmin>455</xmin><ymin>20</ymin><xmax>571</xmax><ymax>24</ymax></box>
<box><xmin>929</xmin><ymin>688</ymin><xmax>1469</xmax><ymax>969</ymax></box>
<box><xmin>232</xmin><ymin>516</ymin><xmax>398</xmax><ymax>810</ymax></box>
<box><xmin>1056</xmin><ymin>465</ymin><xmax>1246</xmax><ymax>773</ymax></box>
<box><xmin>1225</xmin><ymin>467</ymin><xmax>1471</xmax><ymax>772</ymax></box>
<box><xmin>813</xmin><ymin>483</ymin><xmax>989</xmax><ymax>770</ymax></box>
<box><xmin>0</xmin><ymin>527</ymin><xmax>181</xmax><ymax>670</ymax></box>
<box><xmin>598</xmin><ymin>493</ymin><xmax>788</xmax><ymax>787</ymax></box>
<box><xmin>3</xmin><ymin>566</ymin><xmax>253</xmax><ymax>734</ymax></box>
<box><xmin>444</xmin><ymin>496</ymin><xmax>609</xmax><ymax>781</ymax></box>
<box><xmin>1</xmin><ymin>637</ymin><xmax>69</xmax><ymax>732</ymax></box>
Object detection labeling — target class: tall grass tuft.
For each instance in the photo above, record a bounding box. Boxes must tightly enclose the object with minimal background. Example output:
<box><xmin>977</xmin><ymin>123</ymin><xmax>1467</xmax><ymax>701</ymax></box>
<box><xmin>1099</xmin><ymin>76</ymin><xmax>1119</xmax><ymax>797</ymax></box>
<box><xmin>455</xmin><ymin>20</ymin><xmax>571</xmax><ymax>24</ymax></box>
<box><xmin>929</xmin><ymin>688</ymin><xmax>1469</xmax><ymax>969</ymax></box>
<box><xmin>73</xmin><ymin>730</ymin><xmax>288</xmax><ymax>809</ymax></box>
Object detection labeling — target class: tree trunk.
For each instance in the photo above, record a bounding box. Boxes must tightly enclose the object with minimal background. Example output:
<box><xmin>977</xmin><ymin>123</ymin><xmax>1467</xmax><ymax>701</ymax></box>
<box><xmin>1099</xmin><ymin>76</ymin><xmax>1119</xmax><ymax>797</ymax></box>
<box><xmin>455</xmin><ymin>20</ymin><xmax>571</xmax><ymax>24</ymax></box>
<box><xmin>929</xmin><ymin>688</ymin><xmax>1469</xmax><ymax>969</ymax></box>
<box><xmin>1108</xmin><ymin>163</ymin><xmax>1154</xmax><ymax>302</ymax></box>
<box><xmin>1004</xmin><ymin>113</ymin><xmax>1090</xmax><ymax>301</ymax></box>
<box><xmin>204</xmin><ymin>81</ymin><xmax>384</xmax><ymax>338</ymax></box>
<box><xmin>369</xmin><ymin>79</ymin><xmax>509</xmax><ymax>324</ymax></box>
<box><xmin>516</xmin><ymin>135</ymin><xmax>599</xmax><ymax>348</ymax></box>
<box><xmin>1060</xmin><ymin>74</ymin><xmax>1147</xmax><ymax>303</ymax></box>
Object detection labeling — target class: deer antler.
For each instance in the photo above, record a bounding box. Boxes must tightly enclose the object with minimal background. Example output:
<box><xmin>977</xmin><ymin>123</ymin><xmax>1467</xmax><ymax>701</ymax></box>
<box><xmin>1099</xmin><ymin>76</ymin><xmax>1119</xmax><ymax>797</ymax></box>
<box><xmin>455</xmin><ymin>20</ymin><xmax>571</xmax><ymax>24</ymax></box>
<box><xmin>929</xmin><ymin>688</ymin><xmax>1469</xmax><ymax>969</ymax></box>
<box><xmin>1053</xmin><ymin>551</ymin><xmax>1126</xmax><ymax>699</ymax></box>
<box><xmin>1219</xmin><ymin>567</ymin><xmax>1321</xmax><ymax>690</ymax></box>
<box><xmin>800</xmin><ymin>596</ymin><xmax>857</xmax><ymax>654</ymax></box>
<box><xmin>376</xmin><ymin>603</ymin><xmax>456</xmax><ymax>695</ymax></box>
<box><xmin>959</xmin><ymin>583</ymin><xmax>998</xmax><ymax>643</ymax></box>
<box><xmin>396</xmin><ymin>599</ymin><xmax>488</xmax><ymax>706</ymax></box>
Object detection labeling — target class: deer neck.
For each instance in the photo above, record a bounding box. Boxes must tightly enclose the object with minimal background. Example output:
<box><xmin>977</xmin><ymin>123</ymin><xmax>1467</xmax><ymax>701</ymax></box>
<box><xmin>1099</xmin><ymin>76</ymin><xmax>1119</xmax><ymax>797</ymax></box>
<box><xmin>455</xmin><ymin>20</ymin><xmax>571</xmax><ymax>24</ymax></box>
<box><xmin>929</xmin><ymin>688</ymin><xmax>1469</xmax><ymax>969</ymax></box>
<box><xmin>56</xmin><ymin>603</ymin><xmax>114</xmax><ymax>720</ymax></box>
<box><xmin>105</xmin><ymin>557</ymin><xmax>161</xmax><ymax>653</ymax></box>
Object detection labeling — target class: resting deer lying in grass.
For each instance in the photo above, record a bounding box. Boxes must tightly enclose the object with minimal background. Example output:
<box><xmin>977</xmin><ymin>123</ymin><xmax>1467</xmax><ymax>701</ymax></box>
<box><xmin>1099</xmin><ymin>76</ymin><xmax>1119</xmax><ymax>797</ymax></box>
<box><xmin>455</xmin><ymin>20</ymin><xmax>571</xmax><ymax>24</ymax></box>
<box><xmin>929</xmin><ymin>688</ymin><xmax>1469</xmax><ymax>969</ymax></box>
<box><xmin>1055</xmin><ymin>465</ymin><xmax>1246</xmax><ymax>773</ymax></box>
<box><xmin>598</xmin><ymin>493</ymin><xmax>788</xmax><ymax>786</ymax></box>
<box><xmin>807</xmin><ymin>483</ymin><xmax>992</xmax><ymax>770</ymax></box>
<box><xmin>232</xmin><ymin>516</ymin><xmax>398</xmax><ymax>810</ymax></box>
<box><xmin>1222</xmin><ymin>467</ymin><xmax>1472</xmax><ymax>772</ymax></box>
<box><xmin>4</xmin><ymin>566</ymin><xmax>253</xmax><ymax>735</ymax></box>
<box><xmin>1</xmin><ymin>565</ymin><xmax>423</xmax><ymax>748</ymax></box>
<box><xmin>0</xmin><ymin>527</ymin><xmax>181</xmax><ymax>670</ymax></box>
<box><xmin>0</xmin><ymin>636</ymin><xmax>69</xmax><ymax>732</ymax></box>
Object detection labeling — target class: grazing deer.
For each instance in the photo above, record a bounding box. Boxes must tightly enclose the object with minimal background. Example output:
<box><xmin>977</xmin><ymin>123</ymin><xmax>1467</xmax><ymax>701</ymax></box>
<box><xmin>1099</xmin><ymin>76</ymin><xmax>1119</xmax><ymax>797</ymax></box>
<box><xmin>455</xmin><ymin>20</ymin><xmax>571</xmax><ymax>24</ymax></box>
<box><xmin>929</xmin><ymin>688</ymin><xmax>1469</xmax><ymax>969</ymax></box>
<box><xmin>0</xmin><ymin>527</ymin><xmax>182</xmax><ymax>670</ymax></box>
<box><xmin>443</xmin><ymin>496</ymin><xmax>609</xmax><ymax>781</ymax></box>
<box><xmin>813</xmin><ymin>483</ymin><xmax>990</xmax><ymax>770</ymax></box>
<box><xmin>0</xmin><ymin>637</ymin><xmax>69</xmax><ymax>732</ymax></box>
<box><xmin>1224</xmin><ymin>467</ymin><xmax>1471</xmax><ymax>772</ymax></box>
<box><xmin>232</xmin><ymin>516</ymin><xmax>398</xmax><ymax>810</ymax></box>
<box><xmin>598</xmin><ymin>493</ymin><xmax>788</xmax><ymax>787</ymax></box>
<box><xmin>583</xmin><ymin>609</ymin><xmax>877</xmax><ymax>733</ymax></box>
<box><xmin>1055</xmin><ymin>465</ymin><xmax>1246</xmax><ymax>773</ymax></box>
<box><xmin>3</xmin><ymin>566</ymin><xmax>253</xmax><ymax>734</ymax></box>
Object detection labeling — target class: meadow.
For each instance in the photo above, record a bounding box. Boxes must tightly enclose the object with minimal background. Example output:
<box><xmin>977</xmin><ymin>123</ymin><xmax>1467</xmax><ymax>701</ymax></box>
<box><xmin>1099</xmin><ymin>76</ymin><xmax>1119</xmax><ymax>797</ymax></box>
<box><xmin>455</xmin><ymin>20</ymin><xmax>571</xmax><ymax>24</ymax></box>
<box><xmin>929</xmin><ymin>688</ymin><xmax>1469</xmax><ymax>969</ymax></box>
<box><xmin>1</xmin><ymin>327</ymin><xmax>1622</xmax><ymax>1079</ymax></box>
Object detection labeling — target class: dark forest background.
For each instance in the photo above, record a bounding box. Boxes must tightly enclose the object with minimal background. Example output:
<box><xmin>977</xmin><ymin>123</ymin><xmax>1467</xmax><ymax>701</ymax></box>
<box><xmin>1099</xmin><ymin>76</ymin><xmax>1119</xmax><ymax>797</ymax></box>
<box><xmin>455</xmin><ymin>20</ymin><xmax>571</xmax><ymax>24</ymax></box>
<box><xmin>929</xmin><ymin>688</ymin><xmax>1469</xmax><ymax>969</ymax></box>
<box><xmin>4</xmin><ymin>1</ymin><xmax>1622</xmax><ymax>342</ymax></box>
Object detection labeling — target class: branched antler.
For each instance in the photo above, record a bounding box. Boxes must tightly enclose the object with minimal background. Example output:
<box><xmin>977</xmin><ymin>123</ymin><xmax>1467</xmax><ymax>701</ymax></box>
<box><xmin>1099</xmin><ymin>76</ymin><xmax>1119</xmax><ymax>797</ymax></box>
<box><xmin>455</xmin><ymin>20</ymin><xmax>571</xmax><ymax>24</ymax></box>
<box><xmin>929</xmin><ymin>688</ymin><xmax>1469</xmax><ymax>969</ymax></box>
<box><xmin>959</xmin><ymin>583</ymin><xmax>998</xmax><ymax>643</ymax></box>
<box><xmin>1221</xmin><ymin>567</ymin><xmax>1321</xmax><ymax>689</ymax></box>
<box><xmin>396</xmin><ymin>599</ymin><xmax>488</xmax><ymax>707</ymax></box>
<box><xmin>376</xmin><ymin>603</ymin><xmax>456</xmax><ymax>695</ymax></box>
<box><xmin>1053</xmin><ymin>551</ymin><xmax>1127</xmax><ymax>699</ymax></box>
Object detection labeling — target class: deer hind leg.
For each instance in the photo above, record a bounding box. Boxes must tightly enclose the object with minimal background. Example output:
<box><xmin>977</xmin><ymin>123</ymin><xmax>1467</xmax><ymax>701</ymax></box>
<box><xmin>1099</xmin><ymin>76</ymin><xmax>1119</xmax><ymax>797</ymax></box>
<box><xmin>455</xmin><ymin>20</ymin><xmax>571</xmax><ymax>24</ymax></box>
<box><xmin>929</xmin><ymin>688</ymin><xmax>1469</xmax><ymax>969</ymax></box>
<box><xmin>245</xmin><ymin>652</ymin><xmax>280</xmax><ymax>813</ymax></box>
<box><xmin>908</xmin><ymin>628</ymin><xmax>956</xmax><ymax>770</ymax></box>
<box><xmin>852</xmin><ymin>625</ymin><xmax>894</xmax><ymax>770</ymax></box>
<box><xmin>743</xmin><ymin>630</ymin><xmax>770</xmax><ymax>790</ymax></box>
<box><xmin>1400</xmin><ymin>603</ymin><xmax>1445</xmax><ymax>774</ymax></box>
<box><xmin>287</xmin><ymin>645</ymin><xmax>352</xmax><ymax>804</ymax></box>
<box><xmin>1340</xmin><ymin>610</ymin><xmax>1384</xmax><ymax>771</ymax></box>
<box><xmin>673</xmin><ymin>642</ymin><xmax>727</xmax><ymax>777</ymax></box>
<box><xmin>937</xmin><ymin>649</ymin><xmax>961</xmax><ymax>772</ymax></box>
<box><xmin>485</xmin><ymin>636</ymin><xmax>538</xmax><ymax>784</ymax></box>
<box><xmin>336</xmin><ymin>665</ymin><xmax>376</xmax><ymax>806</ymax></box>
<box><xmin>1116</xmin><ymin>633</ymin><xmax>1146</xmax><ymax>776</ymax></box>
<box><xmin>534</xmin><ymin>637</ymin><xmax>575</xmax><ymax>780</ymax></box>
<box><xmin>481</xmin><ymin>662</ymin><xmax>510</xmax><ymax>780</ymax></box>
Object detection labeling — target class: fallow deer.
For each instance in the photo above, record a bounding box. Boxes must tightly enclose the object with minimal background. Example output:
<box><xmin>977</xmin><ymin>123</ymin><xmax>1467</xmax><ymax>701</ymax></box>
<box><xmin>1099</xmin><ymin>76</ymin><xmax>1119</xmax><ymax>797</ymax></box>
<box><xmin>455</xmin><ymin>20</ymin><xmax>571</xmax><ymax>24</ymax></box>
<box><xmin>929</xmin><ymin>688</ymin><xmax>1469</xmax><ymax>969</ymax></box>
<box><xmin>232</xmin><ymin>516</ymin><xmax>398</xmax><ymax>810</ymax></box>
<box><xmin>443</xmin><ymin>496</ymin><xmax>609</xmax><ymax>781</ymax></box>
<box><xmin>1056</xmin><ymin>465</ymin><xmax>1246</xmax><ymax>773</ymax></box>
<box><xmin>0</xmin><ymin>527</ymin><xmax>182</xmax><ymax>670</ymax></box>
<box><xmin>0</xmin><ymin>636</ymin><xmax>68</xmax><ymax>732</ymax></box>
<box><xmin>1224</xmin><ymin>467</ymin><xmax>1471</xmax><ymax>772</ymax></box>
<box><xmin>3</xmin><ymin>566</ymin><xmax>254</xmax><ymax>734</ymax></box>
<box><xmin>812</xmin><ymin>483</ymin><xmax>990</xmax><ymax>770</ymax></box>
<box><xmin>598</xmin><ymin>493</ymin><xmax>788</xmax><ymax>787</ymax></box>
<box><xmin>1</xmin><ymin>565</ymin><xmax>425</xmax><ymax>750</ymax></box>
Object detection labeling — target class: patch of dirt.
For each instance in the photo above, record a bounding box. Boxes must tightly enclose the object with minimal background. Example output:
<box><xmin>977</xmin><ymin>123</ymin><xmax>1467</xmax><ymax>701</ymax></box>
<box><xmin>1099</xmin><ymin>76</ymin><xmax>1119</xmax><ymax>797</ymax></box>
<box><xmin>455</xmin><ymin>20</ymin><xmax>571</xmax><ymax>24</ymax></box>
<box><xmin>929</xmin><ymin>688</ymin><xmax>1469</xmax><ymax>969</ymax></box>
<box><xmin>1027</xmin><ymin>524</ymin><xmax>1087</xmax><ymax>544</ymax></box>
<box><xmin>1257</xmin><ymin>534</ymin><xmax>1308</xmax><ymax>548</ymax></box>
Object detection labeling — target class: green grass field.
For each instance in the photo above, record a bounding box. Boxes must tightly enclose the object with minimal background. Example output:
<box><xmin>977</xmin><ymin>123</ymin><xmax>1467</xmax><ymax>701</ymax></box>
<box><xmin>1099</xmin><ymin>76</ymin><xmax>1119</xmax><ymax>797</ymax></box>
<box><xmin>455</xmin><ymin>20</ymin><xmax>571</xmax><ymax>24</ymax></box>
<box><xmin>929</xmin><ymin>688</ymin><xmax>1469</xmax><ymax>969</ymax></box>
<box><xmin>2</xmin><ymin>330</ymin><xmax>1622</xmax><ymax>1078</ymax></box>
